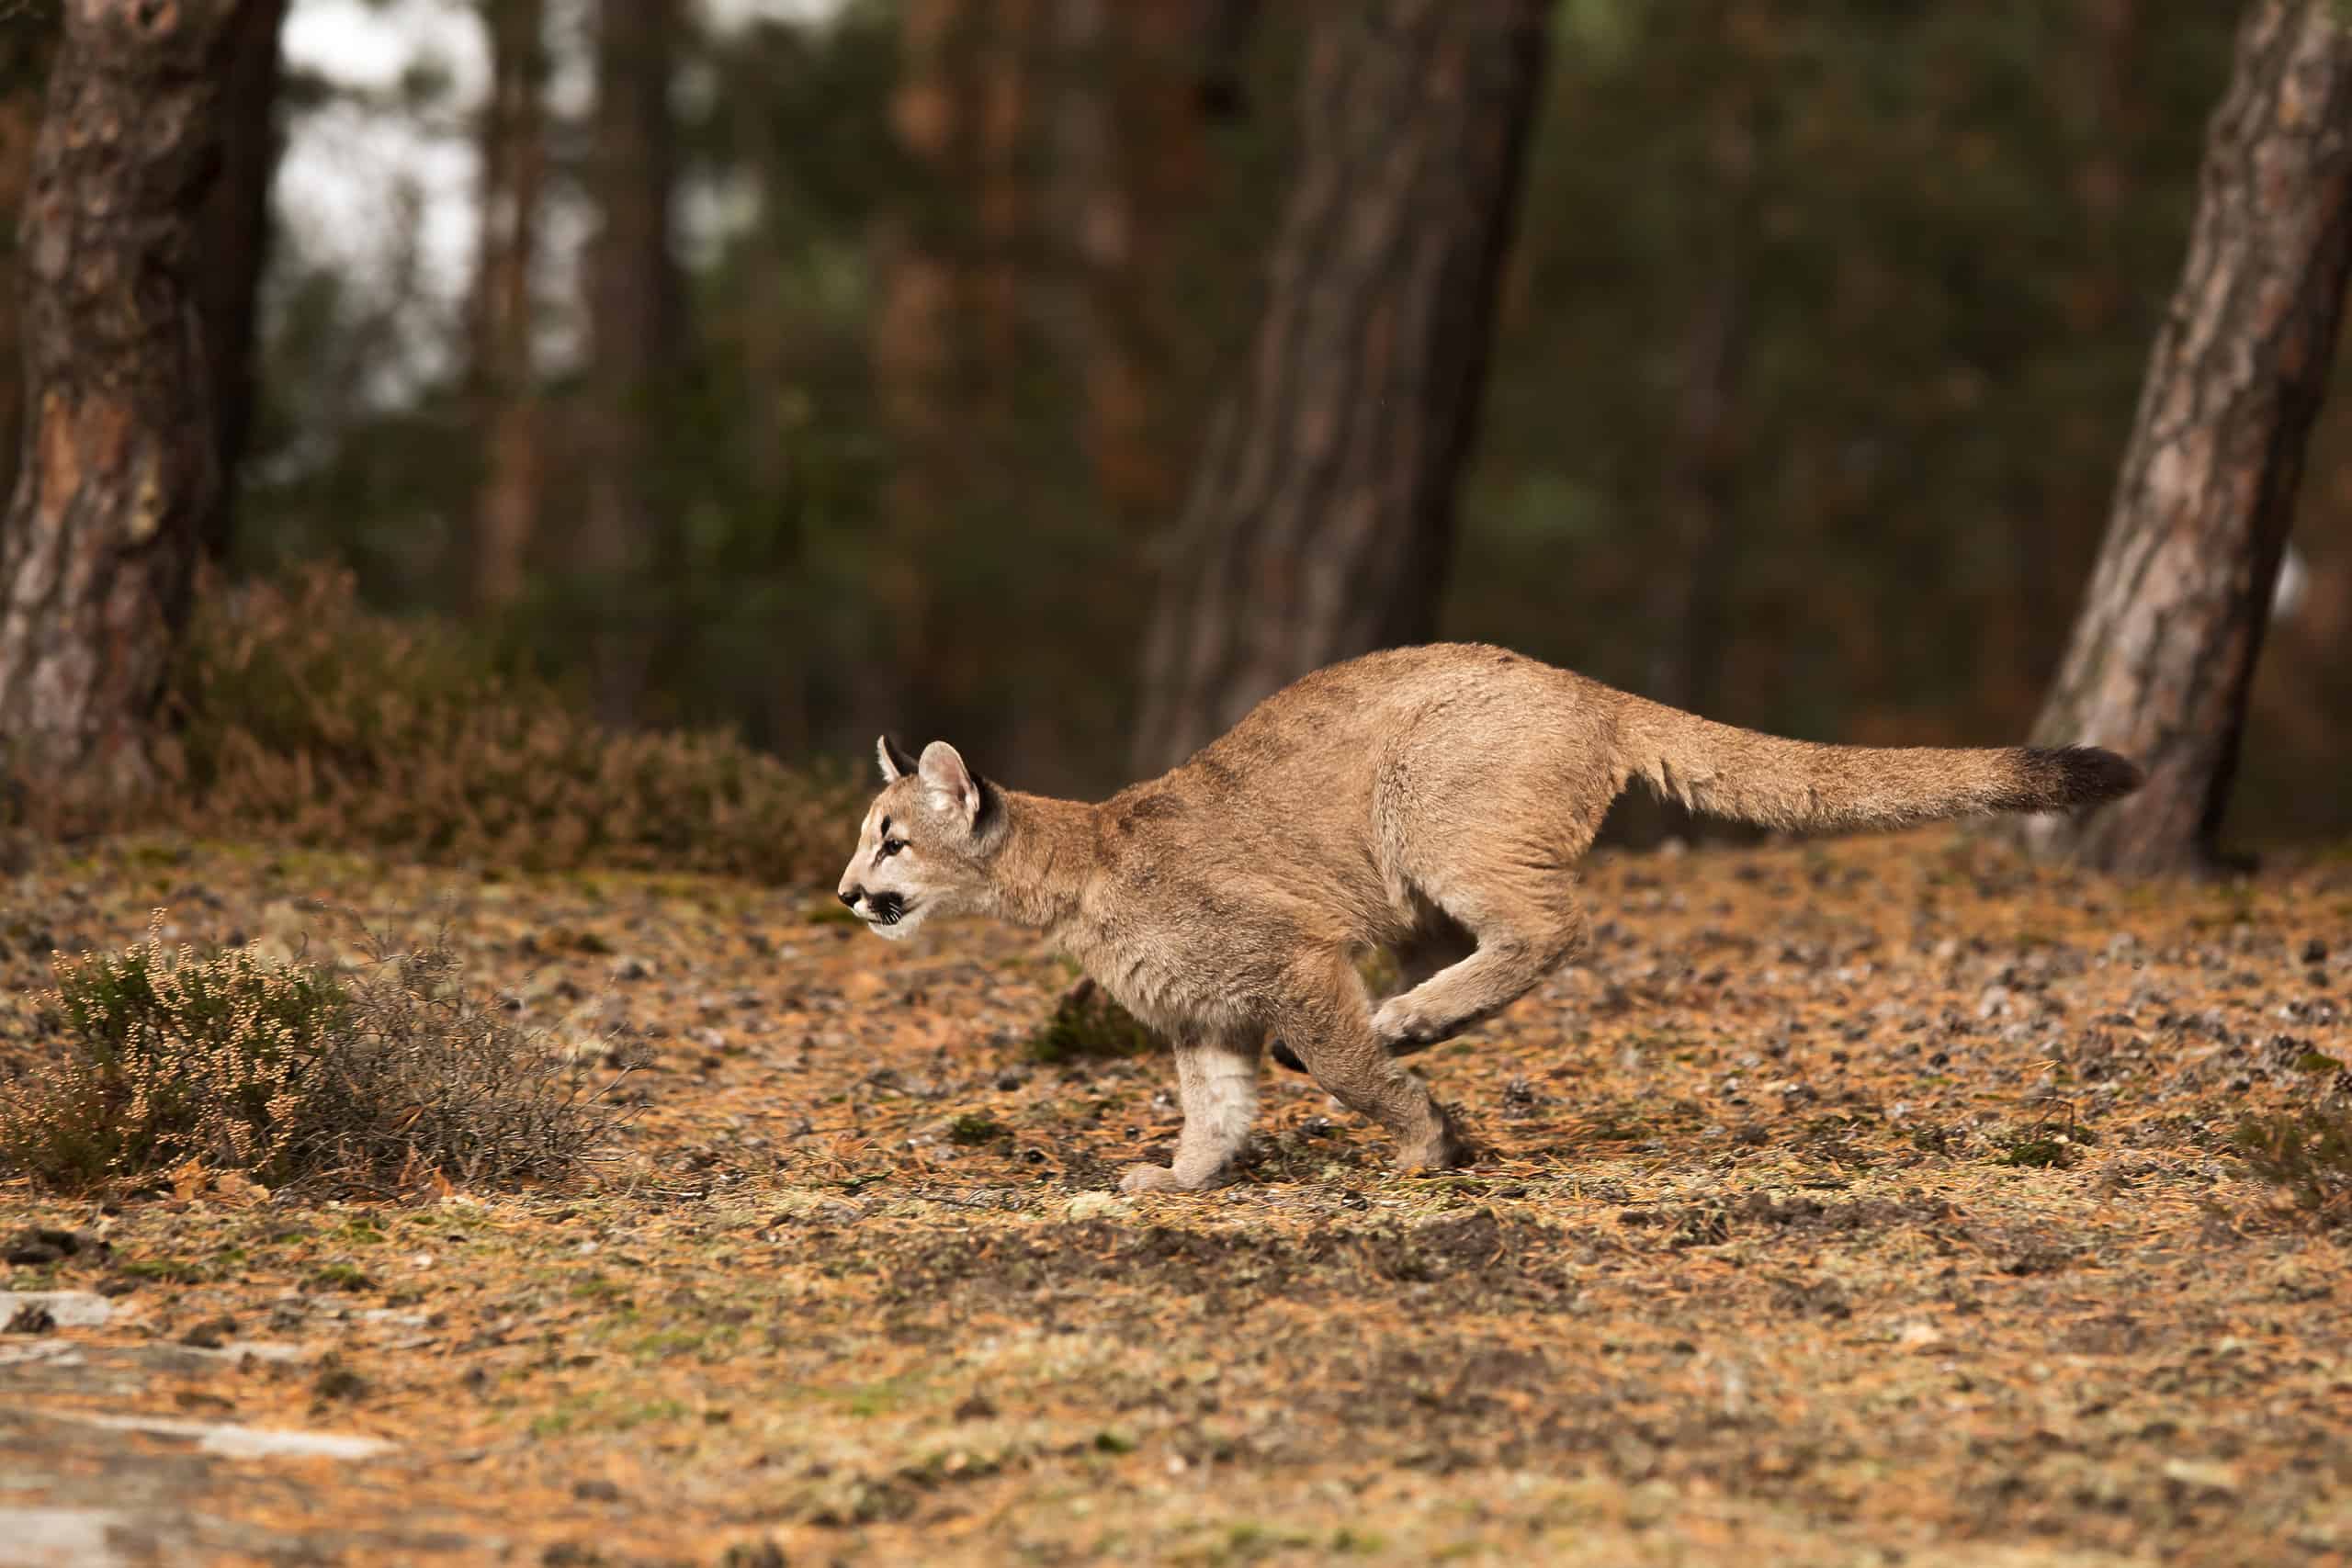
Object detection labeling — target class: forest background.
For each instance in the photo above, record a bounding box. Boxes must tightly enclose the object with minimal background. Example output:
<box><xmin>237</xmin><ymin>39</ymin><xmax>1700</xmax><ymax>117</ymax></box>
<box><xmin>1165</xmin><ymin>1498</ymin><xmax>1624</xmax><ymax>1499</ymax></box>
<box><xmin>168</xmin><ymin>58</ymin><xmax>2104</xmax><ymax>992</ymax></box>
<box><xmin>1</xmin><ymin>0</ymin><xmax>2344</xmax><ymax>844</ymax></box>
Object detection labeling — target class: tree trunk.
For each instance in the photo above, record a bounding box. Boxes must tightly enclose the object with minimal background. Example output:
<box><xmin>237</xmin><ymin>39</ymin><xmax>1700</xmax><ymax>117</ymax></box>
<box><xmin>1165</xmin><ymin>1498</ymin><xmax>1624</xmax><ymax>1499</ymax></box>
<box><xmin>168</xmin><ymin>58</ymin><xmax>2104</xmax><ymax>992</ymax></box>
<box><xmin>1048</xmin><ymin>0</ymin><xmax>1215</xmax><ymax>525</ymax></box>
<box><xmin>867</xmin><ymin>0</ymin><xmax>979</xmax><ymax>727</ymax></box>
<box><xmin>0</xmin><ymin>0</ymin><xmax>248</xmax><ymax>794</ymax></box>
<box><xmin>1130</xmin><ymin>0</ymin><xmax>1551</xmax><ymax>776</ymax></box>
<box><xmin>0</xmin><ymin>14</ymin><xmax>61</xmax><ymax>518</ymax></box>
<box><xmin>469</xmin><ymin>0</ymin><xmax>548</xmax><ymax>615</ymax></box>
<box><xmin>580</xmin><ymin>0</ymin><xmax>681</xmax><ymax>727</ymax></box>
<box><xmin>2018</xmin><ymin>0</ymin><xmax>2352</xmax><ymax>875</ymax></box>
<box><xmin>192</xmin><ymin>0</ymin><xmax>288</xmax><ymax>562</ymax></box>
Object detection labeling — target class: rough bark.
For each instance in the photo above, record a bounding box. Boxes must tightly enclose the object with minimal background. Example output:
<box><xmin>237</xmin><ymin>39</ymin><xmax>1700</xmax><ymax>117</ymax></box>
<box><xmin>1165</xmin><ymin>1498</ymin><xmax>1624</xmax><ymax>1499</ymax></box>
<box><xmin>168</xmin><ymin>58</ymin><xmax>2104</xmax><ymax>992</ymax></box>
<box><xmin>1048</xmin><ymin>0</ymin><xmax>1209</xmax><ymax>524</ymax></box>
<box><xmin>0</xmin><ymin>0</ymin><xmax>248</xmax><ymax>793</ymax></box>
<box><xmin>580</xmin><ymin>0</ymin><xmax>681</xmax><ymax>726</ymax></box>
<box><xmin>1130</xmin><ymin>0</ymin><xmax>1552</xmax><ymax>776</ymax></box>
<box><xmin>469</xmin><ymin>0</ymin><xmax>548</xmax><ymax>614</ymax></box>
<box><xmin>0</xmin><ymin>14</ymin><xmax>60</xmax><ymax>517</ymax></box>
<box><xmin>868</xmin><ymin>0</ymin><xmax>977</xmax><ymax>725</ymax></box>
<box><xmin>2018</xmin><ymin>0</ymin><xmax>2352</xmax><ymax>875</ymax></box>
<box><xmin>192</xmin><ymin>0</ymin><xmax>286</xmax><ymax>561</ymax></box>
<box><xmin>1646</xmin><ymin>94</ymin><xmax>1756</xmax><ymax>723</ymax></box>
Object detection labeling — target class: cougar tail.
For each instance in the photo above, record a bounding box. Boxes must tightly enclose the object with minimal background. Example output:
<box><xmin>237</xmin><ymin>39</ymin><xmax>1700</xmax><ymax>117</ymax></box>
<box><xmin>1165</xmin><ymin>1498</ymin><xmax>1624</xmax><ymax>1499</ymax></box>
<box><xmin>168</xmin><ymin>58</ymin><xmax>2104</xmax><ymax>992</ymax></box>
<box><xmin>1614</xmin><ymin>695</ymin><xmax>2143</xmax><ymax>835</ymax></box>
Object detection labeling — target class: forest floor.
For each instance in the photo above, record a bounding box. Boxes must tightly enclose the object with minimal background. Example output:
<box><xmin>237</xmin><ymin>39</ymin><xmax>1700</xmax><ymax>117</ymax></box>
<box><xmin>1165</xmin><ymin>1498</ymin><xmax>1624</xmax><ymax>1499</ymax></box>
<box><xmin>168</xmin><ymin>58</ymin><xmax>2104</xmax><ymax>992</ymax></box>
<box><xmin>2</xmin><ymin>826</ymin><xmax>2349</xmax><ymax>1567</ymax></box>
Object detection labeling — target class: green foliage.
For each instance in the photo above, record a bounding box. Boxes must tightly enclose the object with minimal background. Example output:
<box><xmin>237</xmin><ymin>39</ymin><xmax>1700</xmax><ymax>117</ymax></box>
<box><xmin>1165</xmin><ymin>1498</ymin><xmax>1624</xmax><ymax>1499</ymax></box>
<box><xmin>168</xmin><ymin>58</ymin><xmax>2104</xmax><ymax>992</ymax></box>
<box><xmin>0</xmin><ymin>911</ymin><xmax>626</xmax><ymax>1192</ymax></box>
<box><xmin>2233</xmin><ymin>1109</ymin><xmax>2352</xmax><ymax>1227</ymax></box>
<box><xmin>1993</xmin><ymin>1133</ymin><xmax>2078</xmax><ymax>1170</ymax></box>
<box><xmin>1027</xmin><ymin>980</ymin><xmax>1158</xmax><ymax>1065</ymax></box>
<box><xmin>945</xmin><ymin>1112</ymin><xmax>1008</xmax><ymax>1145</ymax></box>
<box><xmin>220</xmin><ymin>0</ymin><xmax>2352</xmax><ymax>841</ymax></box>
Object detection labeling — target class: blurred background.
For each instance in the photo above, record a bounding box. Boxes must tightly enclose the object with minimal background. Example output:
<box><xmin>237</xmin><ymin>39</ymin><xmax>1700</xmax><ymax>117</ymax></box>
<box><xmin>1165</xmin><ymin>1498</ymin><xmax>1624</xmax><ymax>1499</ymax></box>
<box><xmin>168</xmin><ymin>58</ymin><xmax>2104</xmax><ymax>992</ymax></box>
<box><xmin>6</xmin><ymin>0</ymin><xmax>2346</xmax><ymax>842</ymax></box>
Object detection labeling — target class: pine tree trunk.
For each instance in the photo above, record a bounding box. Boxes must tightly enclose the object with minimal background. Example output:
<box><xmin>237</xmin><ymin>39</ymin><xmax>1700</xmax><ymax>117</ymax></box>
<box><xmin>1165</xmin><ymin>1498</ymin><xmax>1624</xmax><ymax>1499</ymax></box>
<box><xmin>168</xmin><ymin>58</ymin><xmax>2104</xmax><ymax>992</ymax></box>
<box><xmin>0</xmin><ymin>0</ymin><xmax>248</xmax><ymax>794</ymax></box>
<box><xmin>192</xmin><ymin>0</ymin><xmax>288</xmax><ymax>562</ymax></box>
<box><xmin>1049</xmin><ymin>0</ymin><xmax>1212</xmax><ymax>525</ymax></box>
<box><xmin>469</xmin><ymin>0</ymin><xmax>547</xmax><ymax>614</ymax></box>
<box><xmin>0</xmin><ymin>14</ymin><xmax>60</xmax><ymax>519</ymax></box>
<box><xmin>2018</xmin><ymin>0</ymin><xmax>2352</xmax><ymax>875</ymax></box>
<box><xmin>868</xmin><ymin>0</ymin><xmax>979</xmax><ymax>726</ymax></box>
<box><xmin>1130</xmin><ymin>0</ymin><xmax>1551</xmax><ymax>776</ymax></box>
<box><xmin>581</xmin><ymin>0</ymin><xmax>681</xmax><ymax>727</ymax></box>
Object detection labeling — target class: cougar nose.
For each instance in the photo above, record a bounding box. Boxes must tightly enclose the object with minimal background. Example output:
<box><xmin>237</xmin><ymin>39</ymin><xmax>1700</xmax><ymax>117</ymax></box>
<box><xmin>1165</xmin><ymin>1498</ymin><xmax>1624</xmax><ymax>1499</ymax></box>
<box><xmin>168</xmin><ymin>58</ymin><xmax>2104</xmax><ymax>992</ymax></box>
<box><xmin>839</xmin><ymin>886</ymin><xmax>862</xmax><ymax>908</ymax></box>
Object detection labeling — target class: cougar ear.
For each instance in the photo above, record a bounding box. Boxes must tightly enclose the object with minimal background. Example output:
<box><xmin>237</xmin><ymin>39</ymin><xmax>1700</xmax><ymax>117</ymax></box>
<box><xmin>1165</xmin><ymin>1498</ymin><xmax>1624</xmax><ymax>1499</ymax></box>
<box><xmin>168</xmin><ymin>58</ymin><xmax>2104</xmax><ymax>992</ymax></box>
<box><xmin>876</xmin><ymin>734</ymin><xmax>919</xmax><ymax>783</ymax></box>
<box><xmin>918</xmin><ymin>740</ymin><xmax>982</xmax><ymax>829</ymax></box>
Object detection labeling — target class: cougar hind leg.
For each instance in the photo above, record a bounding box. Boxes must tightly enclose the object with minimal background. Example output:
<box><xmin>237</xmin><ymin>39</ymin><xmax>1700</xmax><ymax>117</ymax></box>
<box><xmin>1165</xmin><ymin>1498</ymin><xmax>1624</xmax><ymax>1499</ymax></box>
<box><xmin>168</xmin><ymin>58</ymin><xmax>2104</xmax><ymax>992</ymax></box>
<box><xmin>1271</xmin><ymin>912</ymin><xmax>1476</xmax><ymax>1073</ymax></box>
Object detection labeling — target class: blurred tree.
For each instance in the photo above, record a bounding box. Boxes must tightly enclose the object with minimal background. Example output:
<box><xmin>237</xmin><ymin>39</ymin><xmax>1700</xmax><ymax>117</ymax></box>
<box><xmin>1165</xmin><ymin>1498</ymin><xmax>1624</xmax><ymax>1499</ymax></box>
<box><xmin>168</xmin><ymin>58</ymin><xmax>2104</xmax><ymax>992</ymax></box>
<box><xmin>581</xmin><ymin>0</ymin><xmax>683</xmax><ymax>726</ymax></box>
<box><xmin>193</xmin><ymin>0</ymin><xmax>289</xmax><ymax>561</ymax></box>
<box><xmin>865</xmin><ymin>0</ymin><xmax>947</xmax><ymax>724</ymax></box>
<box><xmin>469</xmin><ymin>0</ymin><xmax>548</xmax><ymax>614</ymax></box>
<box><xmin>1131</xmin><ymin>0</ymin><xmax>1552</xmax><ymax>775</ymax></box>
<box><xmin>0</xmin><ymin>10</ymin><xmax>60</xmax><ymax>515</ymax></box>
<box><xmin>2018</xmin><ymin>0</ymin><xmax>2352</xmax><ymax>874</ymax></box>
<box><xmin>0</xmin><ymin>0</ymin><xmax>252</xmax><ymax>790</ymax></box>
<box><xmin>1046</xmin><ymin>0</ymin><xmax>1222</xmax><ymax>525</ymax></box>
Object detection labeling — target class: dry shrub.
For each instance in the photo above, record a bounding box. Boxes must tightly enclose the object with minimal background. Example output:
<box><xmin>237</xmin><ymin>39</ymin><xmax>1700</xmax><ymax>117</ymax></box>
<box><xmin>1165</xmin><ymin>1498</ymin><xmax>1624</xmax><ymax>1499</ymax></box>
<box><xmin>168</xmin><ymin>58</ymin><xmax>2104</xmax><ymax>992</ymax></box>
<box><xmin>1027</xmin><ymin>977</ymin><xmax>1158</xmax><ymax>1064</ymax></box>
<box><xmin>103</xmin><ymin>565</ymin><xmax>854</xmax><ymax>881</ymax></box>
<box><xmin>2233</xmin><ymin>1108</ymin><xmax>2352</xmax><ymax>1228</ymax></box>
<box><xmin>0</xmin><ymin>911</ymin><xmax>626</xmax><ymax>1192</ymax></box>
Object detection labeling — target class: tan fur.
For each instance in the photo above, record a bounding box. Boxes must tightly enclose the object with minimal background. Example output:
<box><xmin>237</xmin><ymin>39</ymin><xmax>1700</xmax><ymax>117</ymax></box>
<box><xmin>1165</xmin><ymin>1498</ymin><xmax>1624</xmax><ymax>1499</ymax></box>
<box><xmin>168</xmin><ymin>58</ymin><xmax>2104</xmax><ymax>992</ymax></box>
<box><xmin>838</xmin><ymin>645</ymin><xmax>2142</xmax><ymax>1192</ymax></box>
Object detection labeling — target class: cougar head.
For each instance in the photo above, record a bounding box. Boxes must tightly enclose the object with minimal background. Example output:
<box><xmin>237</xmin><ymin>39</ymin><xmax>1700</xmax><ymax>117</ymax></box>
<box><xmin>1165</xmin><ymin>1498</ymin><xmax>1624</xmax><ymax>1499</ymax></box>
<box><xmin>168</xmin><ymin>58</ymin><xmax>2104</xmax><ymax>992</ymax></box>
<box><xmin>836</xmin><ymin>735</ymin><xmax>999</xmax><ymax>942</ymax></box>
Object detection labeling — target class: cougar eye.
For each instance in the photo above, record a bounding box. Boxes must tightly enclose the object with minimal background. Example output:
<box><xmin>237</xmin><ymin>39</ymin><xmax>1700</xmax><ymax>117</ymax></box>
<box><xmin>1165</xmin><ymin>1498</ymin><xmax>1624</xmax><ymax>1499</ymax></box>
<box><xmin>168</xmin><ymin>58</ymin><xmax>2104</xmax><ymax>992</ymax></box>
<box><xmin>880</xmin><ymin>838</ymin><xmax>907</xmax><ymax>856</ymax></box>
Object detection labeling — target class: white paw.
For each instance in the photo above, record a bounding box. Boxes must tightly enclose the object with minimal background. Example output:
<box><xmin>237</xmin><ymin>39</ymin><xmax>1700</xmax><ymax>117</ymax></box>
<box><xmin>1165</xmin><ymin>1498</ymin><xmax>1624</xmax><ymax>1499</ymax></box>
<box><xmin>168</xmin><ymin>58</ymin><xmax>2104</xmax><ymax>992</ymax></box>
<box><xmin>1370</xmin><ymin>998</ymin><xmax>1429</xmax><ymax>1046</ymax></box>
<box><xmin>1118</xmin><ymin>1163</ymin><xmax>1180</xmax><ymax>1194</ymax></box>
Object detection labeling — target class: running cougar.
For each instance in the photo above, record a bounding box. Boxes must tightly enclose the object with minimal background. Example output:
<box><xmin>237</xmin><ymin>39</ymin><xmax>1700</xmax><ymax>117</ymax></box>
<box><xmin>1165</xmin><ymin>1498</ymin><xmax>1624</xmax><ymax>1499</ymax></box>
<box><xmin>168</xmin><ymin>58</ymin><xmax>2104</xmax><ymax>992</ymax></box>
<box><xmin>836</xmin><ymin>645</ymin><xmax>2140</xmax><ymax>1193</ymax></box>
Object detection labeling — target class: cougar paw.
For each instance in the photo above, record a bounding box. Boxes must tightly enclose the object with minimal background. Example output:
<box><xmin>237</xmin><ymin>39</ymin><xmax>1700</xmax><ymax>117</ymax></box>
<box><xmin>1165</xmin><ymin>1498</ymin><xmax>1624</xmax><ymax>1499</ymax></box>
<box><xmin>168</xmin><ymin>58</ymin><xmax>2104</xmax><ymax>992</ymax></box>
<box><xmin>1118</xmin><ymin>1163</ymin><xmax>1182</xmax><ymax>1195</ymax></box>
<box><xmin>1370</xmin><ymin>998</ymin><xmax>1449</xmax><ymax>1050</ymax></box>
<box><xmin>1393</xmin><ymin>1109</ymin><xmax>1473</xmax><ymax>1172</ymax></box>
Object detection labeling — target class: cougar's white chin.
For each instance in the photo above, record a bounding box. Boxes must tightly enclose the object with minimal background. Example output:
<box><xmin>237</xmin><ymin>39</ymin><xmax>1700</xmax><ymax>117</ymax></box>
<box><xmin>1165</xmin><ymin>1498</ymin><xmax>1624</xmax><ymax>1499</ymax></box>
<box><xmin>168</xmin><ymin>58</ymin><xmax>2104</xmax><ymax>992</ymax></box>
<box><xmin>866</xmin><ymin>909</ymin><xmax>925</xmax><ymax>942</ymax></box>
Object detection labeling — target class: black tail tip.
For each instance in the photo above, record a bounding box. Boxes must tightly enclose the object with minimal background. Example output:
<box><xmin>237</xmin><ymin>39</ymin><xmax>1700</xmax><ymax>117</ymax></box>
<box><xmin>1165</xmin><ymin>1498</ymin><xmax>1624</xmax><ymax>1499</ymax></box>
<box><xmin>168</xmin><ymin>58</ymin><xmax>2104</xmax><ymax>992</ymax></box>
<box><xmin>2028</xmin><ymin>745</ymin><xmax>2144</xmax><ymax>807</ymax></box>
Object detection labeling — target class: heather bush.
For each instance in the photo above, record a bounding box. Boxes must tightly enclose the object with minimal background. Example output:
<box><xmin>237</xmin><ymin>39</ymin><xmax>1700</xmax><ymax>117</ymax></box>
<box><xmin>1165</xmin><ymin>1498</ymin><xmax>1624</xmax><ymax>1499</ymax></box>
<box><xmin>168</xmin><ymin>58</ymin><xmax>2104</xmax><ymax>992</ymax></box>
<box><xmin>1027</xmin><ymin>977</ymin><xmax>1158</xmax><ymax>1064</ymax></box>
<box><xmin>2233</xmin><ymin>1107</ymin><xmax>2352</xmax><ymax>1228</ymax></box>
<box><xmin>1</xmin><ymin>912</ymin><xmax>626</xmax><ymax>1192</ymax></box>
<box><xmin>96</xmin><ymin>566</ymin><xmax>855</xmax><ymax>882</ymax></box>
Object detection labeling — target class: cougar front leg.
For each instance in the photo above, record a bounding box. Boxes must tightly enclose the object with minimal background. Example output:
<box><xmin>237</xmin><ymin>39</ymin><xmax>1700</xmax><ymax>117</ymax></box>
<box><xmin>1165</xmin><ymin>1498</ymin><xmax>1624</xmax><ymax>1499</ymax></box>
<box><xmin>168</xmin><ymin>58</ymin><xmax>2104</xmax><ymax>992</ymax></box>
<box><xmin>1120</xmin><ymin>1039</ymin><xmax>1261</xmax><ymax>1193</ymax></box>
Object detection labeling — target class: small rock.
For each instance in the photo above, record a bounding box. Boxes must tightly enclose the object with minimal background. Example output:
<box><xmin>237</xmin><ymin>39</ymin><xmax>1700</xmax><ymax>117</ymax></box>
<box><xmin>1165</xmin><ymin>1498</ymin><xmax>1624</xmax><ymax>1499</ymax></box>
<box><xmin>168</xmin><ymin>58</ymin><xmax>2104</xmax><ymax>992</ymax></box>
<box><xmin>3</xmin><ymin>1225</ymin><xmax>99</xmax><ymax>1266</ymax></box>
<box><xmin>180</xmin><ymin>1315</ymin><xmax>237</xmax><ymax>1349</ymax></box>
<box><xmin>611</xmin><ymin>956</ymin><xmax>653</xmax><ymax>983</ymax></box>
<box><xmin>313</xmin><ymin>1352</ymin><xmax>368</xmax><ymax>1402</ymax></box>
<box><xmin>2162</xmin><ymin>1458</ymin><xmax>2241</xmax><ymax>1497</ymax></box>
<box><xmin>0</xmin><ymin>1291</ymin><xmax>111</xmax><ymax>1329</ymax></box>
<box><xmin>1063</xmin><ymin>1191</ymin><xmax>1135</xmax><ymax>1224</ymax></box>
<box><xmin>2304</xmin><ymin>937</ymin><xmax>2329</xmax><ymax>965</ymax></box>
<box><xmin>4</xmin><ymin>1303</ymin><xmax>55</xmax><ymax>1335</ymax></box>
